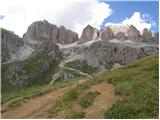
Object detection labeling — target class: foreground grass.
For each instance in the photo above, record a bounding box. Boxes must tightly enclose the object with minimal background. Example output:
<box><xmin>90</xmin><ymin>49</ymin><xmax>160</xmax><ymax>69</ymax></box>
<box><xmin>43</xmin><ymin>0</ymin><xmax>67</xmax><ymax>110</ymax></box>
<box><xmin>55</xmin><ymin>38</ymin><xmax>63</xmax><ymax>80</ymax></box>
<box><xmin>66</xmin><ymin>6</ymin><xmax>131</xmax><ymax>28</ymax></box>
<box><xmin>49</xmin><ymin>85</ymin><xmax>100</xmax><ymax>118</ymax></box>
<box><xmin>80</xmin><ymin>91</ymin><xmax>100</xmax><ymax>108</ymax></box>
<box><xmin>2</xmin><ymin>77</ymin><xmax>85</xmax><ymax>105</ymax></box>
<box><xmin>95</xmin><ymin>54</ymin><xmax>159</xmax><ymax>119</ymax></box>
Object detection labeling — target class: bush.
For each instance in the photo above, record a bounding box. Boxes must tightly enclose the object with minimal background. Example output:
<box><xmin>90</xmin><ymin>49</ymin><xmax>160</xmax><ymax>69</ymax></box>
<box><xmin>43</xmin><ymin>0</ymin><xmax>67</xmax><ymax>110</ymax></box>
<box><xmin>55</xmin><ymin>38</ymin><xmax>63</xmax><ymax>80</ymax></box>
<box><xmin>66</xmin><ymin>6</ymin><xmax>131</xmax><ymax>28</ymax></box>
<box><xmin>63</xmin><ymin>88</ymin><xmax>79</xmax><ymax>102</ymax></box>
<box><xmin>80</xmin><ymin>91</ymin><xmax>100</xmax><ymax>108</ymax></box>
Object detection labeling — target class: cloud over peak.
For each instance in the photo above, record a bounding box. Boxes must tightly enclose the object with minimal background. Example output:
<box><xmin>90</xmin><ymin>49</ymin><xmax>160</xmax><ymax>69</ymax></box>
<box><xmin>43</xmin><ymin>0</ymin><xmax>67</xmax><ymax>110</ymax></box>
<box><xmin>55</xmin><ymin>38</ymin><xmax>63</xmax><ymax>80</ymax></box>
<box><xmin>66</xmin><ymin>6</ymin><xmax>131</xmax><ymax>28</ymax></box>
<box><xmin>105</xmin><ymin>12</ymin><xmax>155</xmax><ymax>32</ymax></box>
<box><xmin>0</xmin><ymin>0</ymin><xmax>112</xmax><ymax>37</ymax></box>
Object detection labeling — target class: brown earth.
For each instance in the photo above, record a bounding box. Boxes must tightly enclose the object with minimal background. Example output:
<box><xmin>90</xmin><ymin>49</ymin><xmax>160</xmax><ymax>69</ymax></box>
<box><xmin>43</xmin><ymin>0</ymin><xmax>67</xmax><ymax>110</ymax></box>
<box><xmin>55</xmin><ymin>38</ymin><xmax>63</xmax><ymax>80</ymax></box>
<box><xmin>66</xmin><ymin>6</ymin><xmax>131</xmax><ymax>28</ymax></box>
<box><xmin>1</xmin><ymin>80</ymin><xmax>122</xmax><ymax>119</ymax></box>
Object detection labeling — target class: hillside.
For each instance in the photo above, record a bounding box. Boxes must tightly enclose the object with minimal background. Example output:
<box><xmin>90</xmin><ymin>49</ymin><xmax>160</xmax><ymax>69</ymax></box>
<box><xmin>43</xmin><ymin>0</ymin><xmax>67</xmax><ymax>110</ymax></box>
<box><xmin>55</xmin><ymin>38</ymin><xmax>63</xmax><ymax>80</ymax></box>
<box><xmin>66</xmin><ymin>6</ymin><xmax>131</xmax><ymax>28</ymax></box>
<box><xmin>1</xmin><ymin>54</ymin><xmax>158</xmax><ymax>119</ymax></box>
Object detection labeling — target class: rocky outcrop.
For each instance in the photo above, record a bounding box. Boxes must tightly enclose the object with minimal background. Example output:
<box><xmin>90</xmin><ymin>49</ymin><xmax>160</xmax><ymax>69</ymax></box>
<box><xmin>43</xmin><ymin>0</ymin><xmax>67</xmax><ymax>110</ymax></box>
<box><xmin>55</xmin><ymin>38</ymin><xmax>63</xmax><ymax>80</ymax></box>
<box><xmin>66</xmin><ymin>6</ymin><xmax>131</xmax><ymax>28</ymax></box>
<box><xmin>84</xmin><ymin>40</ymin><xmax>158</xmax><ymax>68</ymax></box>
<box><xmin>127</xmin><ymin>25</ymin><xmax>141</xmax><ymax>42</ymax></box>
<box><xmin>114</xmin><ymin>32</ymin><xmax>126</xmax><ymax>40</ymax></box>
<box><xmin>1</xmin><ymin>52</ymin><xmax>59</xmax><ymax>90</ymax></box>
<box><xmin>153</xmin><ymin>32</ymin><xmax>159</xmax><ymax>44</ymax></box>
<box><xmin>1</xmin><ymin>28</ymin><xmax>24</xmax><ymax>62</ymax></box>
<box><xmin>23</xmin><ymin>20</ymin><xmax>58</xmax><ymax>43</ymax></box>
<box><xmin>57</xmin><ymin>26</ymin><xmax>78</xmax><ymax>44</ymax></box>
<box><xmin>78</xmin><ymin>25</ymin><xmax>99</xmax><ymax>43</ymax></box>
<box><xmin>23</xmin><ymin>20</ymin><xmax>79</xmax><ymax>44</ymax></box>
<box><xmin>99</xmin><ymin>27</ymin><xmax>114</xmax><ymax>41</ymax></box>
<box><xmin>142</xmin><ymin>28</ymin><xmax>155</xmax><ymax>44</ymax></box>
<box><xmin>107</xmin><ymin>24</ymin><xmax>130</xmax><ymax>35</ymax></box>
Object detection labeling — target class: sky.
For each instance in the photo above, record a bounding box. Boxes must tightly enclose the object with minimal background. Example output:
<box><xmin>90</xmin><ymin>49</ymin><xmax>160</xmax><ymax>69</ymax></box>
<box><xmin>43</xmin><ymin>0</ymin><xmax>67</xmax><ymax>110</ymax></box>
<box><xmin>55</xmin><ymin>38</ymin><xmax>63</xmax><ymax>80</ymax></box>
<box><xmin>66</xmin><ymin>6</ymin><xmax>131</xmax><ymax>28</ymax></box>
<box><xmin>0</xmin><ymin>0</ymin><xmax>159</xmax><ymax>37</ymax></box>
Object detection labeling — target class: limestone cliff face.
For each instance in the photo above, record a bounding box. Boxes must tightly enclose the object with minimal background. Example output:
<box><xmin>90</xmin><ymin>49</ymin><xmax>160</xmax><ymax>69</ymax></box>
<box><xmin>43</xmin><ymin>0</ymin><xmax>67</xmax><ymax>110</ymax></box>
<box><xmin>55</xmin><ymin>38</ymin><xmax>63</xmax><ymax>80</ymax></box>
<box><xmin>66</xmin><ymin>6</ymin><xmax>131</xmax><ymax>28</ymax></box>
<box><xmin>126</xmin><ymin>25</ymin><xmax>141</xmax><ymax>42</ymax></box>
<box><xmin>84</xmin><ymin>40</ymin><xmax>158</xmax><ymax>68</ymax></box>
<box><xmin>23</xmin><ymin>20</ymin><xmax>78</xmax><ymax>44</ymax></box>
<box><xmin>99</xmin><ymin>27</ymin><xmax>114</xmax><ymax>41</ymax></box>
<box><xmin>79</xmin><ymin>24</ymin><xmax>159</xmax><ymax>45</ymax></box>
<box><xmin>57</xmin><ymin>26</ymin><xmax>78</xmax><ymax>44</ymax></box>
<box><xmin>1</xmin><ymin>28</ymin><xmax>24</xmax><ymax>62</ymax></box>
<box><xmin>78</xmin><ymin>25</ymin><xmax>99</xmax><ymax>43</ymax></box>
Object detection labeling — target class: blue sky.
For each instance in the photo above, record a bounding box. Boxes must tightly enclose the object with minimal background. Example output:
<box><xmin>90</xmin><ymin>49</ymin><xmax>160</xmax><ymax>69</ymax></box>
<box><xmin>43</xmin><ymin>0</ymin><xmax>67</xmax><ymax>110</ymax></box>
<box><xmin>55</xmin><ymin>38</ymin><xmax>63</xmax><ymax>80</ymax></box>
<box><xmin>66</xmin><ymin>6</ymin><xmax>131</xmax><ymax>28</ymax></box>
<box><xmin>100</xmin><ymin>1</ymin><xmax>159</xmax><ymax>32</ymax></box>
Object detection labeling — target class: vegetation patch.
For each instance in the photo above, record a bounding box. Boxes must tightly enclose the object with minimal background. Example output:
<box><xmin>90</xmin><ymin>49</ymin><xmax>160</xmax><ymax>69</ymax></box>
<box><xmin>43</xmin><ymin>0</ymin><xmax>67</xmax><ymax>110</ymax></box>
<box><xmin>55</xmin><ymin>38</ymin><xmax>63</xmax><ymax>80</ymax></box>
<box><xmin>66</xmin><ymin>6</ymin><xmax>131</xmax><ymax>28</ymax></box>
<box><xmin>98</xmin><ymin>54</ymin><xmax>159</xmax><ymax>119</ymax></box>
<box><xmin>65</xmin><ymin>111</ymin><xmax>85</xmax><ymax>119</ymax></box>
<box><xmin>2</xmin><ymin>77</ymin><xmax>84</xmax><ymax>105</ymax></box>
<box><xmin>1</xmin><ymin>53</ymin><xmax>59</xmax><ymax>93</ymax></box>
<box><xmin>65</xmin><ymin>60</ymin><xmax>98</xmax><ymax>75</ymax></box>
<box><xmin>63</xmin><ymin>88</ymin><xmax>79</xmax><ymax>102</ymax></box>
<box><xmin>80</xmin><ymin>91</ymin><xmax>100</xmax><ymax>108</ymax></box>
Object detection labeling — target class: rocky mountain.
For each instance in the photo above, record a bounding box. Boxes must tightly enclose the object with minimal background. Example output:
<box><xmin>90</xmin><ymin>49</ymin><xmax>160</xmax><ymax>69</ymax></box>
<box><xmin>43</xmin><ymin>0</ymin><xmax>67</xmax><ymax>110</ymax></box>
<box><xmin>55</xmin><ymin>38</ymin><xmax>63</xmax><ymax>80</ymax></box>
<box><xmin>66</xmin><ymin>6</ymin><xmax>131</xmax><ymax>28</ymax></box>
<box><xmin>1</xmin><ymin>21</ymin><xmax>159</xmax><ymax>91</ymax></box>
<box><xmin>1</xmin><ymin>28</ymin><xmax>24</xmax><ymax>62</ymax></box>
<box><xmin>99</xmin><ymin>27</ymin><xmax>114</xmax><ymax>41</ymax></box>
<box><xmin>78</xmin><ymin>24</ymin><xmax>158</xmax><ymax>45</ymax></box>
<box><xmin>23</xmin><ymin>20</ymin><xmax>78</xmax><ymax>45</ymax></box>
<box><xmin>78</xmin><ymin>25</ymin><xmax>99</xmax><ymax>43</ymax></box>
<box><xmin>84</xmin><ymin>40</ymin><xmax>158</xmax><ymax>68</ymax></box>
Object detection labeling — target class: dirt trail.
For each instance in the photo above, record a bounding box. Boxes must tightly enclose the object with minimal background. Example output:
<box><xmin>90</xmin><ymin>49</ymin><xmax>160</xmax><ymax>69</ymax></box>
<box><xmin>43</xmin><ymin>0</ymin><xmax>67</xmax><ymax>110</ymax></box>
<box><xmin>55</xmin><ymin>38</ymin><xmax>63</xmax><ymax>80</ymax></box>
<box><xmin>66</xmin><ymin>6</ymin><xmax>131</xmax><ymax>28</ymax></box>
<box><xmin>84</xmin><ymin>82</ymin><xmax>123</xmax><ymax>119</ymax></box>
<box><xmin>50</xmin><ymin>54</ymin><xmax>92</xmax><ymax>84</ymax></box>
<box><xmin>1</xmin><ymin>79</ymin><xmax>86</xmax><ymax>119</ymax></box>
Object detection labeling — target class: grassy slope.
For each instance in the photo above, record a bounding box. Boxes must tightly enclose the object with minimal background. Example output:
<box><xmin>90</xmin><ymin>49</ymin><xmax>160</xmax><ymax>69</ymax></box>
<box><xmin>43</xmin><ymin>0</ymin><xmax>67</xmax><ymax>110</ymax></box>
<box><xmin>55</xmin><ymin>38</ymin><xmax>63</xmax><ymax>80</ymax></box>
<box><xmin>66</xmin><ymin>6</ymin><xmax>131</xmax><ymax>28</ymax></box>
<box><xmin>50</xmin><ymin>54</ymin><xmax>159</xmax><ymax>118</ymax></box>
<box><xmin>1</xmin><ymin>54</ymin><xmax>59</xmax><ymax>92</ymax></box>
<box><xmin>1</xmin><ymin>77</ymin><xmax>85</xmax><ymax>105</ymax></box>
<box><xmin>95</xmin><ymin>54</ymin><xmax>158</xmax><ymax>118</ymax></box>
<box><xmin>2</xmin><ymin>54</ymin><xmax>158</xmax><ymax>119</ymax></box>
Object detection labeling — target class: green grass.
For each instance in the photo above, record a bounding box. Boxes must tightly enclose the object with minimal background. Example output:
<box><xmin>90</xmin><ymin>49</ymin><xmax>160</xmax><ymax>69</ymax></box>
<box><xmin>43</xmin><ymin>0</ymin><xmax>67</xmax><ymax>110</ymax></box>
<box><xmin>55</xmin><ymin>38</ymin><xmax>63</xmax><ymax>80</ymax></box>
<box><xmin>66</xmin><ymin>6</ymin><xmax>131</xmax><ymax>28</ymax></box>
<box><xmin>79</xmin><ymin>91</ymin><xmax>100</xmax><ymax>108</ymax></box>
<box><xmin>50</xmin><ymin>87</ymin><xmax>80</xmax><ymax>114</ymax></box>
<box><xmin>63</xmin><ymin>88</ymin><xmax>79</xmax><ymax>102</ymax></box>
<box><xmin>2</xmin><ymin>77</ymin><xmax>85</xmax><ymax>105</ymax></box>
<box><xmin>65</xmin><ymin>60</ymin><xmax>98</xmax><ymax>75</ymax></box>
<box><xmin>98</xmin><ymin>54</ymin><xmax>159</xmax><ymax>119</ymax></box>
<box><xmin>1</xmin><ymin>53</ymin><xmax>59</xmax><ymax>92</ymax></box>
<box><xmin>65</xmin><ymin>111</ymin><xmax>85</xmax><ymax>118</ymax></box>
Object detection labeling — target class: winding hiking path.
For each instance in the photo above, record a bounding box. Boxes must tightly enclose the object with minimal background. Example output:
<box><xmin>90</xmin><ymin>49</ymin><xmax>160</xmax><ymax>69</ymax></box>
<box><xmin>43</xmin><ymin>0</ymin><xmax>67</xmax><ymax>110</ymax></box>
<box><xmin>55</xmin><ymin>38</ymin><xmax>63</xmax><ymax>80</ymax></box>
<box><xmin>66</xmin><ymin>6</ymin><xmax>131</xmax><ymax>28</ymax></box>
<box><xmin>50</xmin><ymin>54</ymin><xmax>92</xmax><ymax>84</ymax></box>
<box><xmin>1</xmin><ymin>79</ymin><xmax>87</xmax><ymax>119</ymax></box>
<box><xmin>84</xmin><ymin>82</ymin><xmax>123</xmax><ymax>118</ymax></box>
<box><xmin>2</xmin><ymin>54</ymin><xmax>123</xmax><ymax>119</ymax></box>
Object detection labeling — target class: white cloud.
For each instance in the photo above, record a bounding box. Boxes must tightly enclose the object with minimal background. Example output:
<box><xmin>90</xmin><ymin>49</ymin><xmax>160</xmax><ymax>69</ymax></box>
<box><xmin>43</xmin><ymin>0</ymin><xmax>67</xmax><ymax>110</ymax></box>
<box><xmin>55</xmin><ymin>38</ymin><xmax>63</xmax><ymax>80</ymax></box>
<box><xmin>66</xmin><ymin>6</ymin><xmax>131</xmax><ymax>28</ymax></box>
<box><xmin>0</xmin><ymin>0</ymin><xmax>112</xmax><ymax>37</ymax></box>
<box><xmin>105</xmin><ymin>12</ymin><xmax>154</xmax><ymax>32</ymax></box>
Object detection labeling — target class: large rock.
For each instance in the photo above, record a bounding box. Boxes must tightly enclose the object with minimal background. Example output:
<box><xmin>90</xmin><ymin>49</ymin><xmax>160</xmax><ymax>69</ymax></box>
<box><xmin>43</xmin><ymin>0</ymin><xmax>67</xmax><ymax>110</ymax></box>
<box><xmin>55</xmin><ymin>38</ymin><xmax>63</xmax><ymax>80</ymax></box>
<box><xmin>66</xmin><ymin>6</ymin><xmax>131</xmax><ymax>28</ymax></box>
<box><xmin>79</xmin><ymin>25</ymin><xmax>99</xmax><ymax>43</ymax></box>
<box><xmin>99</xmin><ymin>27</ymin><xmax>114</xmax><ymax>41</ymax></box>
<box><xmin>114</xmin><ymin>32</ymin><xmax>126</xmax><ymax>41</ymax></box>
<box><xmin>84</xmin><ymin>40</ymin><xmax>158</xmax><ymax>68</ymax></box>
<box><xmin>153</xmin><ymin>32</ymin><xmax>159</xmax><ymax>44</ymax></box>
<box><xmin>1</xmin><ymin>28</ymin><xmax>24</xmax><ymax>62</ymax></box>
<box><xmin>107</xmin><ymin>24</ymin><xmax>130</xmax><ymax>35</ymax></box>
<box><xmin>23</xmin><ymin>20</ymin><xmax>58</xmax><ymax>43</ymax></box>
<box><xmin>127</xmin><ymin>25</ymin><xmax>141</xmax><ymax>42</ymax></box>
<box><xmin>142</xmin><ymin>28</ymin><xmax>155</xmax><ymax>44</ymax></box>
<box><xmin>23</xmin><ymin>20</ymin><xmax>79</xmax><ymax>44</ymax></box>
<box><xmin>57</xmin><ymin>26</ymin><xmax>78</xmax><ymax>44</ymax></box>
